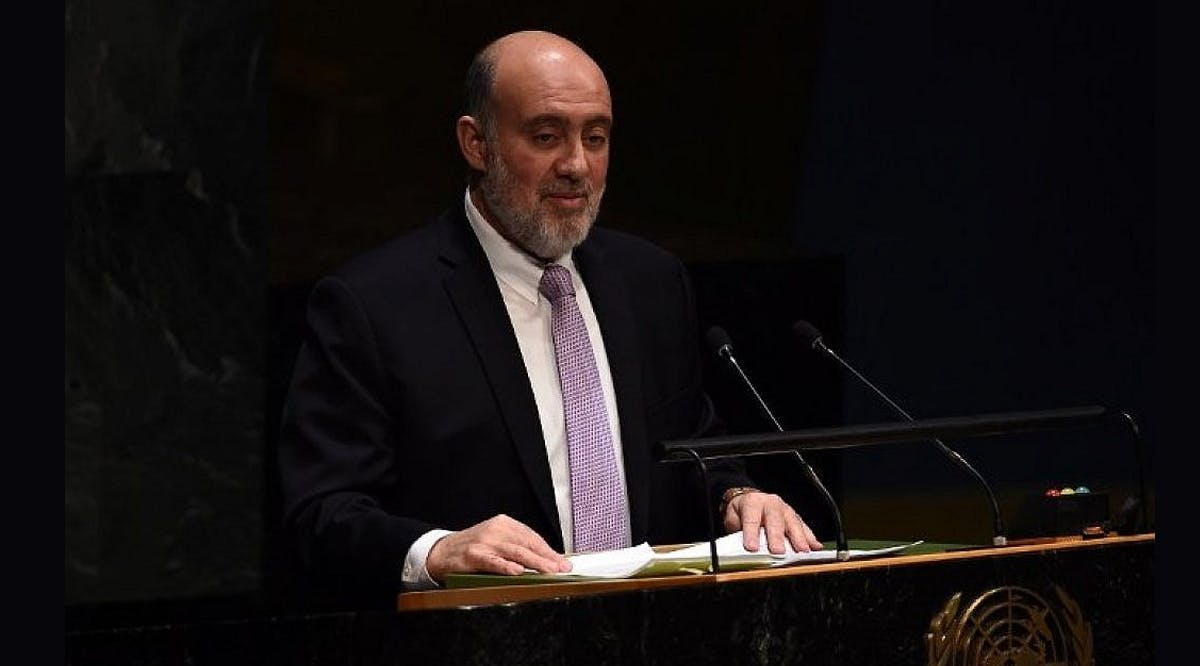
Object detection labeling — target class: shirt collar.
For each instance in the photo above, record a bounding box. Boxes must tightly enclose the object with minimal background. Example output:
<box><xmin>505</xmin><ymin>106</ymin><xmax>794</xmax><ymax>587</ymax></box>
<box><xmin>463</xmin><ymin>187</ymin><xmax>578</xmax><ymax>306</ymax></box>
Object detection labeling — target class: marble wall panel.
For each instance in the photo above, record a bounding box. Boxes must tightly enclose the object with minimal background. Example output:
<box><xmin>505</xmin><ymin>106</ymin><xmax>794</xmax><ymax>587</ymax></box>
<box><xmin>65</xmin><ymin>0</ymin><xmax>267</xmax><ymax>604</ymax></box>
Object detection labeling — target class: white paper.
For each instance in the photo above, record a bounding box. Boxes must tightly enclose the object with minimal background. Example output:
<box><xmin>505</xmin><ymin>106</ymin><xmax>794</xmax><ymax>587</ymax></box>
<box><xmin>540</xmin><ymin>531</ymin><xmax>923</xmax><ymax>579</ymax></box>
<box><xmin>659</xmin><ymin>530</ymin><xmax>923</xmax><ymax>567</ymax></box>
<box><xmin>557</xmin><ymin>543</ymin><xmax>658</xmax><ymax>578</ymax></box>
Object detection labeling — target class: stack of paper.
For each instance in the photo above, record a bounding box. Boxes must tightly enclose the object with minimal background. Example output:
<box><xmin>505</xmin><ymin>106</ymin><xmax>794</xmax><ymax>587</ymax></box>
<box><xmin>542</xmin><ymin>531</ymin><xmax>923</xmax><ymax>579</ymax></box>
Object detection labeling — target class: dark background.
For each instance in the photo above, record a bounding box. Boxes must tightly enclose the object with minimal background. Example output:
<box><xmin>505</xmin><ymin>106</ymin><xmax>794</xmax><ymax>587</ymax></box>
<box><xmin>65</xmin><ymin>0</ymin><xmax>1158</xmax><ymax>627</ymax></box>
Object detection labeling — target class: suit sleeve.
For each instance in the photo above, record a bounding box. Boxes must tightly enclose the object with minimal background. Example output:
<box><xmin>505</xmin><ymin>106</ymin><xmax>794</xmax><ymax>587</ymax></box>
<box><xmin>277</xmin><ymin>276</ymin><xmax>431</xmax><ymax>591</ymax></box>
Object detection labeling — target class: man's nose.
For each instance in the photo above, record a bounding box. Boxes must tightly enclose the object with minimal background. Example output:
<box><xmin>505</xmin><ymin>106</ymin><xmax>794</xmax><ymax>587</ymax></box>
<box><xmin>555</xmin><ymin>138</ymin><xmax>589</xmax><ymax>178</ymax></box>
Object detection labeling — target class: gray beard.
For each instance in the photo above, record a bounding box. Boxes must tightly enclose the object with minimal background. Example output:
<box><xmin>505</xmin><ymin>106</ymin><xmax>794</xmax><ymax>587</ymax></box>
<box><xmin>478</xmin><ymin>155</ymin><xmax>605</xmax><ymax>261</ymax></box>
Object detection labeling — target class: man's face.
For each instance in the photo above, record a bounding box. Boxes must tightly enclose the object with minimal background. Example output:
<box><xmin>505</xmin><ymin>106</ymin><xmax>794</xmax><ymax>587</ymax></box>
<box><xmin>475</xmin><ymin>51</ymin><xmax>612</xmax><ymax>261</ymax></box>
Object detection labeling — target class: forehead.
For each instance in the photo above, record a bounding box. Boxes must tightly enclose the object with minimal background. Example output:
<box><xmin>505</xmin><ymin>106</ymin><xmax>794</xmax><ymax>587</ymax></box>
<box><xmin>491</xmin><ymin>47</ymin><xmax>613</xmax><ymax>124</ymax></box>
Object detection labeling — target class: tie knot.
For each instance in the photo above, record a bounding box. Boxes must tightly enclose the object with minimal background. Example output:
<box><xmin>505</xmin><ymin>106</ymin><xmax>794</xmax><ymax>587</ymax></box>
<box><xmin>539</xmin><ymin>264</ymin><xmax>575</xmax><ymax>303</ymax></box>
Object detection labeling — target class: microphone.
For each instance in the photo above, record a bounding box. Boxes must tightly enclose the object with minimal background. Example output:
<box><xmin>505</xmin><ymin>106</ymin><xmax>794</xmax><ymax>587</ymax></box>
<box><xmin>706</xmin><ymin>326</ymin><xmax>784</xmax><ymax>431</ymax></box>
<box><xmin>792</xmin><ymin>320</ymin><xmax>1008</xmax><ymax>547</ymax></box>
<box><xmin>705</xmin><ymin>325</ymin><xmax>850</xmax><ymax>561</ymax></box>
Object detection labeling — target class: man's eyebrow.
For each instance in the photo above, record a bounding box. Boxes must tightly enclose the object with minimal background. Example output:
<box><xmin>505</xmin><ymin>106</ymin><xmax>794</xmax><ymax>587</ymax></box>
<box><xmin>584</xmin><ymin>116</ymin><xmax>614</xmax><ymax>131</ymax></box>
<box><xmin>520</xmin><ymin>114</ymin><xmax>613</xmax><ymax>131</ymax></box>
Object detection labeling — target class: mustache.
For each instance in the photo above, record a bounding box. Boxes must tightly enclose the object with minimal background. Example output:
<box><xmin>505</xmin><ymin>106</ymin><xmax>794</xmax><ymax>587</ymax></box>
<box><xmin>540</xmin><ymin>183</ymin><xmax>592</xmax><ymax>198</ymax></box>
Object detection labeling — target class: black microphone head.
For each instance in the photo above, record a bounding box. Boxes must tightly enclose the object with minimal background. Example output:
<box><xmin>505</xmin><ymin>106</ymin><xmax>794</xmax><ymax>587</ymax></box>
<box><xmin>791</xmin><ymin>320</ymin><xmax>824</xmax><ymax>349</ymax></box>
<box><xmin>705</xmin><ymin>326</ymin><xmax>733</xmax><ymax>359</ymax></box>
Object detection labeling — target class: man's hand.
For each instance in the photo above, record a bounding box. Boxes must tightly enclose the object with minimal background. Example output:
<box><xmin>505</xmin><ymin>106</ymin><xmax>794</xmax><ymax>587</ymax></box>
<box><xmin>425</xmin><ymin>514</ymin><xmax>572</xmax><ymax>582</ymax></box>
<box><xmin>722</xmin><ymin>491</ymin><xmax>824</xmax><ymax>554</ymax></box>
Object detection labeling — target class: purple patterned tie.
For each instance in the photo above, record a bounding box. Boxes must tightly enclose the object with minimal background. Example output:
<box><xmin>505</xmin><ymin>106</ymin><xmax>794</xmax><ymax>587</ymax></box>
<box><xmin>539</xmin><ymin>264</ymin><xmax>630</xmax><ymax>552</ymax></box>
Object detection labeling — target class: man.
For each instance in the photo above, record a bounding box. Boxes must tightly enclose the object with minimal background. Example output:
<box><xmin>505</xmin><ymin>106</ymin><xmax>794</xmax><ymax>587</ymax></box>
<box><xmin>278</xmin><ymin>30</ymin><xmax>820</xmax><ymax>603</ymax></box>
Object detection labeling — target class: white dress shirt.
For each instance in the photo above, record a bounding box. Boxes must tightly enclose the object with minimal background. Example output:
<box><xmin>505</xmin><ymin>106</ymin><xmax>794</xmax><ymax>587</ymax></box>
<box><xmin>401</xmin><ymin>189</ymin><xmax>628</xmax><ymax>589</ymax></box>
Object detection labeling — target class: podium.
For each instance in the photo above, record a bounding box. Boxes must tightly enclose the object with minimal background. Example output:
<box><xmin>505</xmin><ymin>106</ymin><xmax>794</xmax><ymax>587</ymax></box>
<box><xmin>388</xmin><ymin>534</ymin><xmax>1152</xmax><ymax>664</ymax></box>
<box><xmin>66</xmin><ymin>533</ymin><xmax>1154</xmax><ymax>664</ymax></box>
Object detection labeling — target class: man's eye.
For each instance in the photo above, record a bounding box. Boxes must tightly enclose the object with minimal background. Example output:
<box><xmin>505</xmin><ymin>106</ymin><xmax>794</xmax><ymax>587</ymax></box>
<box><xmin>533</xmin><ymin>133</ymin><xmax>557</xmax><ymax>145</ymax></box>
<box><xmin>586</xmin><ymin>134</ymin><xmax>608</xmax><ymax>147</ymax></box>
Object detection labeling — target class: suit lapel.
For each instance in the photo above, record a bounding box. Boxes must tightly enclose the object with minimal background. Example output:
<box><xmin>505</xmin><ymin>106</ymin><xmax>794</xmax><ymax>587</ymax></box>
<box><xmin>575</xmin><ymin>237</ymin><xmax>651</xmax><ymax>545</ymax></box>
<box><xmin>437</xmin><ymin>210</ymin><xmax>563</xmax><ymax>546</ymax></box>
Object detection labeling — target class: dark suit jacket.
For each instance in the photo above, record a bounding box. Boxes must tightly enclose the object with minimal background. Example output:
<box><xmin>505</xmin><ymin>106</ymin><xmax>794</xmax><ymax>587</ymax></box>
<box><xmin>278</xmin><ymin>205</ymin><xmax>747</xmax><ymax>602</ymax></box>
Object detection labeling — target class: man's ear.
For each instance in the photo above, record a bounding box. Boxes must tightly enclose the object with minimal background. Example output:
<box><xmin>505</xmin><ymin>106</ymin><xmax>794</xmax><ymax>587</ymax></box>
<box><xmin>456</xmin><ymin>116</ymin><xmax>487</xmax><ymax>171</ymax></box>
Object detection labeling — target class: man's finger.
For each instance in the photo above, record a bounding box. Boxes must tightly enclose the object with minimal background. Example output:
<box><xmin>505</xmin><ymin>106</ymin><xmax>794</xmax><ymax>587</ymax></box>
<box><xmin>763</xmin><ymin>504</ymin><xmax>788</xmax><ymax>554</ymax></box>
<box><xmin>462</xmin><ymin>543</ymin><xmax>525</xmax><ymax>576</ymax></box>
<box><xmin>774</xmin><ymin>506</ymin><xmax>805</xmax><ymax>553</ymax></box>
<box><xmin>782</xmin><ymin>513</ymin><xmax>813</xmax><ymax>553</ymax></box>
<box><xmin>740</xmin><ymin>513</ymin><xmax>762</xmax><ymax>551</ymax></box>
<box><xmin>784</xmin><ymin>513</ymin><xmax>823</xmax><ymax>552</ymax></box>
<box><xmin>485</xmin><ymin>552</ymin><xmax>527</xmax><ymax>576</ymax></box>
<box><xmin>800</xmin><ymin>519</ymin><xmax>823</xmax><ymax>550</ymax></box>
<box><xmin>508</xmin><ymin>522</ymin><xmax>571</xmax><ymax>571</ymax></box>
<box><xmin>498</xmin><ymin>542</ymin><xmax>571</xmax><ymax>574</ymax></box>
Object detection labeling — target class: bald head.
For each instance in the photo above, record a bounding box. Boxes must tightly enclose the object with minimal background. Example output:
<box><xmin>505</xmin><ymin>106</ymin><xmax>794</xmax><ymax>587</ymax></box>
<box><xmin>463</xmin><ymin>31</ymin><xmax>610</xmax><ymax>138</ymax></box>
